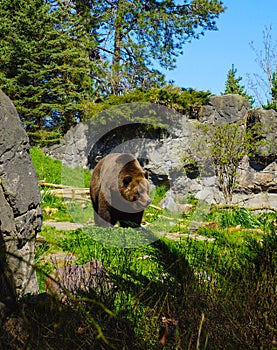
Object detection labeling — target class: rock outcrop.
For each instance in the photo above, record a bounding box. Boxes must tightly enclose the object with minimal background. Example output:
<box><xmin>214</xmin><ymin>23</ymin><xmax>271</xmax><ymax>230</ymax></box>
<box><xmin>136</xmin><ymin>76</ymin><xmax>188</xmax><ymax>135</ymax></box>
<box><xmin>247</xmin><ymin>108</ymin><xmax>277</xmax><ymax>167</ymax></box>
<box><xmin>0</xmin><ymin>90</ymin><xmax>41</xmax><ymax>301</ymax></box>
<box><xmin>198</xmin><ymin>94</ymin><xmax>250</xmax><ymax>124</ymax></box>
<box><xmin>45</xmin><ymin>94</ymin><xmax>277</xmax><ymax>209</ymax></box>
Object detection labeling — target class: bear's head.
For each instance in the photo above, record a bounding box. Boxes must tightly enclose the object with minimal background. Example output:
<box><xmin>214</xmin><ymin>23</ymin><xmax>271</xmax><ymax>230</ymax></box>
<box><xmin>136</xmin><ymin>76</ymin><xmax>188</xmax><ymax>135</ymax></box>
<box><xmin>118</xmin><ymin>171</ymin><xmax>151</xmax><ymax>212</ymax></box>
<box><xmin>122</xmin><ymin>173</ymin><xmax>151</xmax><ymax>207</ymax></box>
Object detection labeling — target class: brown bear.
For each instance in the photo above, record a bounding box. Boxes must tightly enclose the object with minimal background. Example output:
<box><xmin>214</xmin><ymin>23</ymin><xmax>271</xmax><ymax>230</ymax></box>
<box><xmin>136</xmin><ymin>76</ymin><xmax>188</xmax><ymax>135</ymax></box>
<box><xmin>90</xmin><ymin>153</ymin><xmax>151</xmax><ymax>228</ymax></box>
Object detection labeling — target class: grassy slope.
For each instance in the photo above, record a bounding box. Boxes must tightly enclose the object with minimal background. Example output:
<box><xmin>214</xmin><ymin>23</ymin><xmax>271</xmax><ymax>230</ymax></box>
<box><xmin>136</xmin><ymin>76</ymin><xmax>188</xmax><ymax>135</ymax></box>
<box><xmin>31</xmin><ymin>147</ymin><xmax>93</xmax><ymax>222</ymax></box>
<box><xmin>30</xmin><ymin>147</ymin><xmax>92</xmax><ymax>187</ymax></box>
<box><xmin>28</xmin><ymin>147</ymin><xmax>277</xmax><ymax>350</ymax></box>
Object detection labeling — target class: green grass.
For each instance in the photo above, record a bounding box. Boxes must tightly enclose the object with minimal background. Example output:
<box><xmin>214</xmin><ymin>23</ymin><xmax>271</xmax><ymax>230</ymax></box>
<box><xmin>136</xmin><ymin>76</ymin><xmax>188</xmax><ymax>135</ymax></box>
<box><xmin>30</xmin><ymin>147</ymin><xmax>63</xmax><ymax>184</ymax></box>
<box><xmin>30</xmin><ymin>147</ymin><xmax>91</xmax><ymax>187</ymax></box>
<box><xmin>33</xmin><ymin>220</ymin><xmax>277</xmax><ymax>349</ymax></box>
<box><xmin>26</xmin><ymin>147</ymin><xmax>277</xmax><ymax>349</ymax></box>
<box><xmin>207</xmin><ymin>206</ymin><xmax>262</xmax><ymax>228</ymax></box>
<box><xmin>31</xmin><ymin>147</ymin><xmax>93</xmax><ymax>221</ymax></box>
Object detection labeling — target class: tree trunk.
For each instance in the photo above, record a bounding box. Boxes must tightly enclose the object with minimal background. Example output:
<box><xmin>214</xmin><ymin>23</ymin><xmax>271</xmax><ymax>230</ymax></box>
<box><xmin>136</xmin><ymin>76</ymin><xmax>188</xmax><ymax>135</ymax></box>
<box><xmin>112</xmin><ymin>0</ymin><xmax>124</xmax><ymax>95</ymax></box>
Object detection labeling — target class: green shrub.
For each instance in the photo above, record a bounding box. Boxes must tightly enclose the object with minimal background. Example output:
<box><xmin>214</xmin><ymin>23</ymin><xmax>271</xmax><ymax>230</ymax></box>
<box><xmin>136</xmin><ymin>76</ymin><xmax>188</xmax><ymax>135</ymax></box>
<box><xmin>207</xmin><ymin>207</ymin><xmax>262</xmax><ymax>229</ymax></box>
<box><xmin>84</xmin><ymin>86</ymin><xmax>211</xmax><ymax>122</ymax></box>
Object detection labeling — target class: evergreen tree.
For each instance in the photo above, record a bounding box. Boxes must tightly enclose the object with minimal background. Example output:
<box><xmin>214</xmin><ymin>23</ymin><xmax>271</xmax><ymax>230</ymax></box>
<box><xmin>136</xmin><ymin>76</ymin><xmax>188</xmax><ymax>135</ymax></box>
<box><xmin>0</xmin><ymin>0</ymin><xmax>225</xmax><ymax>137</ymax></box>
<box><xmin>271</xmin><ymin>72</ymin><xmax>277</xmax><ymax>103</ymax></box>
<box><xmin>263</xmin><ymin>72</ymin><xmax>277</xmax><ymax>111</ymax></box>
<box><xmin>71</xmin><ymin>0</ymin><xmax>225</xmax><ymax>95</ymax></box>
<box><xmin>222</xmin><ymin>64</ymin><xmax>253</xmax><ymax>105</ymax></box>
<box><xmin>0</xmin><ymin>0</ymin><xmax>95</xmax><ymax>137</ymax></box>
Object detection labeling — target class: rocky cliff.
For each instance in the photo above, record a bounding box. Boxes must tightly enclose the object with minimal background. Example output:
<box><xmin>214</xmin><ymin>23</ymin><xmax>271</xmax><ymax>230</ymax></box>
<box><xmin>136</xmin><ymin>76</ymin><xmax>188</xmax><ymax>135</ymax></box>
<box><xmin>46</xmin><ymin>94</ymin><xmax>277</xmax><ymax>209</ymax></box>
<box><xmin>0</xmin><ymin>90</ymin><xmax>41</xmax><ymax>301</ymax></box>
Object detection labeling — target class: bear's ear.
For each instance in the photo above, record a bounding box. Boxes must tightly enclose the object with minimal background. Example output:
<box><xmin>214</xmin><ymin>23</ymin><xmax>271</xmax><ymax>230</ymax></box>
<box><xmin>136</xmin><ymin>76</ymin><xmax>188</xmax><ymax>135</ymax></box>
<box><xmin>144</xmin><ymin>171</ymin><xmax>149</xmax><ymax>179</ymax></box>
<box><xmin>123</xmin><ymin>175</ymin><xmax>132</xmax><ymax>187</ymax></box>
<box><xmin>117</xmin><ymin>153</ymin><xmax>134</xmax><ymax>164</ymax></box>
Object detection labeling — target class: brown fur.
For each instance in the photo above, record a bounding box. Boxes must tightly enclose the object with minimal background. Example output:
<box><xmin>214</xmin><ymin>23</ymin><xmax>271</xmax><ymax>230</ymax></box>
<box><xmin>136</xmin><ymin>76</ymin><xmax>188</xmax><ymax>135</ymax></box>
<box><xmin>90</xmin><ymin>153</ymin><xmax>151</xmax><ymax>227</ymax></box>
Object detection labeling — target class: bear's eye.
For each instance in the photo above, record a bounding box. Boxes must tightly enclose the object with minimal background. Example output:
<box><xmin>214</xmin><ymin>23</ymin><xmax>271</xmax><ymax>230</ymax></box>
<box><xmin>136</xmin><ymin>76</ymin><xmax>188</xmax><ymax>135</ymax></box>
<box><xmin>123</xmin><ymin>176</ymin><xmax>132</xmax><ymax>187</ymax></box>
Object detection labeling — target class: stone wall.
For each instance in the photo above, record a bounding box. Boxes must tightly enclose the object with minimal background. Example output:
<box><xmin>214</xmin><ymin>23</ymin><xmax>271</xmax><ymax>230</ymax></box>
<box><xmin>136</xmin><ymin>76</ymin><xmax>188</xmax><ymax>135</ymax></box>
<box><xmin>45</xmin><ymin>94</ymin><xmax>277</xmax><ymax>209</ymax></box>
<box><xmin>0</xmin><ymin>90</ymin><xmax>41</xmax><ymax>301</ymax></box>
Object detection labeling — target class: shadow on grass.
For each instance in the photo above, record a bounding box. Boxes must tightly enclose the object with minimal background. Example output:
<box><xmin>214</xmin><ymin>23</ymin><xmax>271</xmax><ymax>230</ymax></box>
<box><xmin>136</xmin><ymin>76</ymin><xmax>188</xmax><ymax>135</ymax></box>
<box><xmin>1</xmin><ymin>224</ymin><xmax>277</xmax><ymax>349</ymax></box>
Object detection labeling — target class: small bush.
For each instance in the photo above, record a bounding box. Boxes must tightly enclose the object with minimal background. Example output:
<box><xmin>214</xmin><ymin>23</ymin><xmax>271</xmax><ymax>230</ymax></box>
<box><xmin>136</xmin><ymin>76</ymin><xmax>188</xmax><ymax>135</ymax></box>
<box><xmin>207</xmin><ymin>207</ymin><xmax>263</xmax><ymax>229</ymax></box>
<box><xmin>85</xmin><ymin>86</ymin><xmax>211</xmax><ymax>122</ymax></box>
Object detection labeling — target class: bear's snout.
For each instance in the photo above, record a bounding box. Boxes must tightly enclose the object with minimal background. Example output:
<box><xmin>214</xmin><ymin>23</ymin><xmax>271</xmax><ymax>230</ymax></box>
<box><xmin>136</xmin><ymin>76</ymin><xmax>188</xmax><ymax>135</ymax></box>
<box><xmin>134</xmin><ymin>195</ymin><xmax>151</xmax><ymax>210</ymax></box>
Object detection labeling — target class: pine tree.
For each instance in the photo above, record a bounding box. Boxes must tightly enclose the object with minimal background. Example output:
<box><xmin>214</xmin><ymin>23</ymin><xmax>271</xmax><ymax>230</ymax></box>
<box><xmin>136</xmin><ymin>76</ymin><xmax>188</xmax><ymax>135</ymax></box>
<box><xmin>263</xmin><ymin>72</ymin><xmax>277</xmax><ymax>111</ymax></box>
<box><xmin>0</xmin><ymin>0</ymin><xmax>226</xmax><ymax>137</ymax></box>
<box><xmin>0</xmin><ymin>0</ymin><xmax>94</xmax><ymax>137</ymax></box>
<box><xmin>71</xmin><ymin>0</ymin><xmax>225</xmax><ymax>95</ymax></box>
<box><xmin>222</xmin><ymin>64</ymin><xmax>253</xmax><ymax>106</ymax></box>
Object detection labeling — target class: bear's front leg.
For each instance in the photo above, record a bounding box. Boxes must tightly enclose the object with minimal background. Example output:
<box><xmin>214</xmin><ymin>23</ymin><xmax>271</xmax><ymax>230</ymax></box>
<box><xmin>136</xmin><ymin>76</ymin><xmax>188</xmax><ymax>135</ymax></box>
<box><xmin>94</xmin><ymin>211</ymin><xmax>113</xmax><ymax>227</ymax></box>
<box><xmin>94</xmin><ymin>191</ymin><xmax>115</xmax><ymax>227</ymax></box>
<box><xmin>118</xmin><ymin>211</ymin><xmax>144</xmax><ymax>228</ymax></box>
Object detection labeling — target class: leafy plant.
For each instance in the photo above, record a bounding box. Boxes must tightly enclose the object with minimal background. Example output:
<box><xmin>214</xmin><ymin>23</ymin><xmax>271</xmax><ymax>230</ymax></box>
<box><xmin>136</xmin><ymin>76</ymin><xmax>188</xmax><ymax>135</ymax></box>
<box><xmin>203</xmin><ymin>123</ymin><xmax>250</xmax><ymax>204</ymax></box>
<box><xmin>207</xmin><ymin>207</ymin><xmax>262</xmax><ymax>229</ymax></box>
<box><xmin>183</xmin><ymin>121</ymin><xmax>263</xmax><ymax>204</ymax></box>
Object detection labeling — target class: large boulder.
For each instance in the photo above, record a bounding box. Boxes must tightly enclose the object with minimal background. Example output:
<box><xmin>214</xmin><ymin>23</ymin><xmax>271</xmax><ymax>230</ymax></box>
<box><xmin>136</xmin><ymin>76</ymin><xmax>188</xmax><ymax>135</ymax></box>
<box><xmin>233</xmin><ymin>156</ymin><xmax>277</xmax><ymax>208</ymax></box>
<box><xmin>198</xmin><ymin>94</ymin><xmax>250</xmax><ymax>124</ymax></box>
<box><xmin>247</xmin><ymin>108</ymin><xmax>277</xmax><ymax>167</ymax></box>
<box><xmin>0</xmin><ymin>90</ymin><xmax>41</xmax><ymax>301</ymax></box>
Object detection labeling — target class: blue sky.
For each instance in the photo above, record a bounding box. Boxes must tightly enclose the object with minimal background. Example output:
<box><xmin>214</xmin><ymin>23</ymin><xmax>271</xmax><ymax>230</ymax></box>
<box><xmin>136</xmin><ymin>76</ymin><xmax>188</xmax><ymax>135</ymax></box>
<box><xmin>163</xmin><ymin>0</ymin><xmax>277</xmax><ymax>104</ymax></box>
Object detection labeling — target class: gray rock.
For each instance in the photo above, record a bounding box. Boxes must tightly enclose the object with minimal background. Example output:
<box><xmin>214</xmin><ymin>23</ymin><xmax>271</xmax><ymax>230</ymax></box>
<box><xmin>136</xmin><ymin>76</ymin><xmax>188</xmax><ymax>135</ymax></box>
<box><xmin>0</xmin><ymin>90</ymin><xmax>41</xmax><ymax>300</ymax></box>
<box><xmin>234</xmin><ymin>155</ymin><xmax>277</xmax><ymax>208</ymax></box>
<box><xmin>44</xmin><ymin>94</ymin><xmax>276</xmax><ymax>209</ymax></box>
<box><xmin>161</xmin><ymin>191</ymin><xmax>178</xmax><ymax>212</ymax></box>
<box><xmin>199</xmin><ymin>94</ymin><xmax>249</xmax><ymax>124</ymax></box>
<box><xmin>247</xmin><ymin>108</ymin><xmax>277</xmax><ymax>166</ymax></box>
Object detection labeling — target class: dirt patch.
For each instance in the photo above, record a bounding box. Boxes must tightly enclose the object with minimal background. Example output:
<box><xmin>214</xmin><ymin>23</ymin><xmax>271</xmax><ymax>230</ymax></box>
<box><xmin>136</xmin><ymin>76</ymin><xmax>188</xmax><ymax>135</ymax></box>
<box><xmin>165</xmin><ymin>232</ymin><xmax>215</xmax><ymax>242</ymax></box>
<box><xmin>44</xmin><ymin>220</ymin><xmax>85</xmax><ymax>231</ymax></box>
<box><xmin>44</xmin><ymin>220</ymin><xmax>216</xmax><ymax>242</ymax></box>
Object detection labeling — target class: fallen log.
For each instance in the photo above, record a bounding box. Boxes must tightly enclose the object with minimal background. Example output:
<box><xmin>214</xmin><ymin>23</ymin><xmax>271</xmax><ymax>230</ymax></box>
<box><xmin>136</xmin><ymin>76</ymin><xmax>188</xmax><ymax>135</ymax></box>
<box><xmin>41</xmin><ymin>189</ymin><xmax>90</xmax><ymax>201</ymax></box>
<box><xmin>211</xmin><ymin>203</ymin><xmax>277</xmax><ymax>212</ymax></box>
<box><xmin>149</xmin><ymin>204</ymin><xmax>162</xmax><ymax>211</ymax></box>
<box><xmin>40</xmin><ymin>181</ymin><xmax>164</xmax><ymax>207</ymax></box>
<box><xmin>38</xmin><ymin>180</ymin><xmax>89</xmax><ymax>191</ymax></box>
